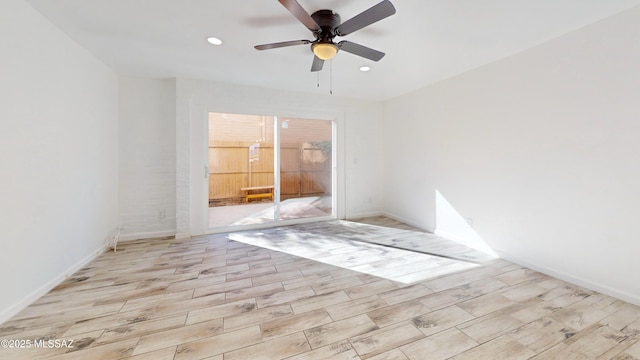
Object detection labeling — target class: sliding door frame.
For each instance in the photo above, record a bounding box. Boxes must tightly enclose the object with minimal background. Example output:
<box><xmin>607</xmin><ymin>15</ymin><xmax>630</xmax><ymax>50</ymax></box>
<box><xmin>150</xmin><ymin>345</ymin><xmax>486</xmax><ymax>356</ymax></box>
<box><xmin>189</xmin><ymin>102</ymin><xmax>344</xmax><ymax>236</ymax></box>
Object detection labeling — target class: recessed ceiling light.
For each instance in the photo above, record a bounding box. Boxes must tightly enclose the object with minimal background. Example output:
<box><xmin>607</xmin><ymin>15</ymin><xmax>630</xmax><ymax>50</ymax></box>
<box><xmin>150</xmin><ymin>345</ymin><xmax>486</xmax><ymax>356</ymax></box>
<box><xmin>359</xmin><ymin>66</ymin><xmax>371</xmax><ymax>72</ymax></box>
<box><xmin>207</xmin><ymin>37</ymin><xmax>223</xmax><ymax>46</ymax></box>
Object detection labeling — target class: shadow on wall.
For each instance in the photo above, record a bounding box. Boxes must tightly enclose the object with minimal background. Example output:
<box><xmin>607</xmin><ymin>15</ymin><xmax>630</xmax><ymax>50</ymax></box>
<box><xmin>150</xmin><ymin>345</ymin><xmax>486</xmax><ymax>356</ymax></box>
<box><xmin>435</xmin><ymin>189</ymin><xmax>498</xmax><ymax>257</ymax></box>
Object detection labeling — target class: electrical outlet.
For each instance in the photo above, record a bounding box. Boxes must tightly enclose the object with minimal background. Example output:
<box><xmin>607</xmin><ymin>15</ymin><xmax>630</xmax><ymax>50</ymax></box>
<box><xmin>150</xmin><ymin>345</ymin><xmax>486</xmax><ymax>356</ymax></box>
<box><xmin>159</xmin><ymin>210</ymin><xmax>166</xmax><ymax>220</ymax></box>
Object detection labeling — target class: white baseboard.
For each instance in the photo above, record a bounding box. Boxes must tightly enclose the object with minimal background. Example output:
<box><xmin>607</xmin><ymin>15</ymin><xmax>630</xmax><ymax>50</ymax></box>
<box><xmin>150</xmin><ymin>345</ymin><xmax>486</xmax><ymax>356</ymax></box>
<box><xmin>381</xmin><ymin>211</ymin><xmax>431</xmax><ymax>232</ymax></box>
<box><xmin>0</xmin><ymin>244</ymin><xmax>108</xmax><ymax>325</ymax></box>
<box><xmin>378</xmin><ymin>213</ymin><xmax>640</xmax><ymax>305</ymax></box>
<box><xmin>118</xmin><ymin>230</ymin><xmax>177</xmax><ymax>242</ymax></box>
<box><xmin>434</xmin><ymin>229</ymin><xmax>498</xmax><ymax>257</ymax></box>
<box><xmin>434</xmin><ymin>229</ymin><xmax>466</xmax><ymax>244</ymax></box>
<box><xmin>496</xmin><ymin>251</ymin><xmax>640</xmax><ymax>307</ymax></box>
<box><xmin>345</xmin><ymin>211</ymin><xmax>383</xmax><ymax>220</ymax></box>
<box><xmin>175</xmin><ymin>232</ymin><xmax>191</xmax><ymax>240</ymax></box>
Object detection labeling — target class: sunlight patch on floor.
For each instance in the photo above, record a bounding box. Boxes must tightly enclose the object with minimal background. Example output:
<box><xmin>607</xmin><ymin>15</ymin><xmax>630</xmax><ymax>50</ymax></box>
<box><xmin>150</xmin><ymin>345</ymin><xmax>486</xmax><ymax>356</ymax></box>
<box><xmin>227</xmin><ymin>221</ymin><xmax>479</xmax><ymax>284</ymax></box>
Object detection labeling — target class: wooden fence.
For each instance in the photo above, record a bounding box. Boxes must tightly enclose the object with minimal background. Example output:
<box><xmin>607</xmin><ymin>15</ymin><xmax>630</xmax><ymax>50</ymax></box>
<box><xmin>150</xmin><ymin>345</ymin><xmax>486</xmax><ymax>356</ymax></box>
<box><xmin>208</xmin><ymin>141</ymin><xmax>331</xmax><ymax>204</ymax></box>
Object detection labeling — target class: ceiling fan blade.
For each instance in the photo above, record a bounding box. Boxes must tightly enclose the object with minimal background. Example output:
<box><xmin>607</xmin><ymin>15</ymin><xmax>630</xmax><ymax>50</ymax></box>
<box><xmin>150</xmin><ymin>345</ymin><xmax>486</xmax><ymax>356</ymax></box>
<box><xmin>335</xmin><ymin>0</ymin><xmax>396</xmax><ymax>36</ymax></box>
<box><xmin>337</xmin><ymin>41</ymin><xmax>385</xmax><ymax>61</ymax></box>
<box><xmin>255</xmin><ymin>40</ymin><xmax>311</xmax><ymax>50</ymax></box>
<box><xmin>278</xmin><ymin>0</ymin><xmax>321</xmax><ymax>31</ymax></box>
<box><xmin>311</xmin><ymin>56</ymin><xmax>324</xmax><ymax>72</ymax></box>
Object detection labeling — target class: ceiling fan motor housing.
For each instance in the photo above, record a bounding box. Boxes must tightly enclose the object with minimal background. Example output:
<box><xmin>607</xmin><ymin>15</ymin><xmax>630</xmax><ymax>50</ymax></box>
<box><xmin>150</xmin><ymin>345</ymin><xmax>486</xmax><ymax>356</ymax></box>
<box><xmin>311</xmin><ymin>10</ymin><xmax>341</xmax><ymax>42</ymax></box>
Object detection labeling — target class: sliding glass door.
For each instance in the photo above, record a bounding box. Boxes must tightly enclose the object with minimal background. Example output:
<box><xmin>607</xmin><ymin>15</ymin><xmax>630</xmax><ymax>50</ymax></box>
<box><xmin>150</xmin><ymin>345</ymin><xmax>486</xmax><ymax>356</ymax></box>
<box><xmin>279</xmin><ymin>117</ymin><xmax>333</xmax><ymax>220</ymax></box>
<box><xmin>208</xmin><ymin>112</ymin><xmax>334</xmax><ymax>229</ymax></box>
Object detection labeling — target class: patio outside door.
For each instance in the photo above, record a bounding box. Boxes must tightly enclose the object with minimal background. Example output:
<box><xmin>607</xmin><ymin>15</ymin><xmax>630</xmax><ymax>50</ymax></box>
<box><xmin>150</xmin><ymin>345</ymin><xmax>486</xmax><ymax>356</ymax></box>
<box><xmin>208</xmin><ymin>113</ymin><xmax>333</xmax><ymax>229</ymax></box>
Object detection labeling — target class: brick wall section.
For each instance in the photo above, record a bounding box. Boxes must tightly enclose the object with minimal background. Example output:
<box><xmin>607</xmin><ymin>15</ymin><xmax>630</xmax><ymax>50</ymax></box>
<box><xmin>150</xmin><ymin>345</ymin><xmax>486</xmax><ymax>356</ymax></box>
<box><xmin>118</xmin><ymin>77</ymin><xmax>177</xmax><ymax>239</ymax></box>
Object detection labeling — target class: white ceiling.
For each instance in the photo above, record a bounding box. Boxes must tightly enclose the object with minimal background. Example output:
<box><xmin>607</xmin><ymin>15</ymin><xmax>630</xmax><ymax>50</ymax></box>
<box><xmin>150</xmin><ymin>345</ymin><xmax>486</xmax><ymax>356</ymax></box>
<box><xmin>25</xmin><ymin>0</ymin><xmax>640</xmax><ymax>100</ymax></box>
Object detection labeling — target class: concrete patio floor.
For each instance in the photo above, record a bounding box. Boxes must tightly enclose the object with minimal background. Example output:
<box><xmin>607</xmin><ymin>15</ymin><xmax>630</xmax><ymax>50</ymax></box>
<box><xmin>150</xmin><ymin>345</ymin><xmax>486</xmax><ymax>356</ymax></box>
<box><xmin>208</xmin><ymin>196</ymin><xmax>332</xmax><ymax>228</ymax></box>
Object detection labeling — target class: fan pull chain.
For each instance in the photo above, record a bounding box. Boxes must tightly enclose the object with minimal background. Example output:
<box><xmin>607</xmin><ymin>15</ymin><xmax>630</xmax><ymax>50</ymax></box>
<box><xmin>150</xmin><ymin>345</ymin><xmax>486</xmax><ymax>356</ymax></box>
<box><xmin>317</xmin><ymin>72</ymin><xmax>320</xmax><ymax>88</ymax></box>
<box><xmin>330</xmin><ymin>60</ymin><xmax>333</xmax><ymax>95</ymax></box>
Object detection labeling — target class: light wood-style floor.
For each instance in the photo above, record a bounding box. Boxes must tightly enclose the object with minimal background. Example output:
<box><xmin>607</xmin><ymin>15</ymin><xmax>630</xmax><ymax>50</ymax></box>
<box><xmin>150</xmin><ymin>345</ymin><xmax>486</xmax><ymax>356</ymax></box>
<box><xmin>2</xmin><ymin>217</ymin><xmax>640</xmax><ymax>359</ymax></box>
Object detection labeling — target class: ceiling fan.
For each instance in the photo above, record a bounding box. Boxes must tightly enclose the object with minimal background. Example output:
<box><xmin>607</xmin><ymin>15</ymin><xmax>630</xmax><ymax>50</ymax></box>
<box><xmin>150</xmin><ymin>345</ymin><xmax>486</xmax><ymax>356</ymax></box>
<box><xmin>255</xmin><ymin>0</ymin><xmax>396</xmax><ymax>72</ymax></box>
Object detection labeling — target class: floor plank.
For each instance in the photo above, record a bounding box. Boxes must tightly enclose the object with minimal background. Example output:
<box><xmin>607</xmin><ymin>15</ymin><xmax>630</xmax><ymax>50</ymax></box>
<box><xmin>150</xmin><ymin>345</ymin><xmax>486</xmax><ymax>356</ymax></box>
<box><xmin>1</xmin><ymin>217</ymin><xmax>640</xmax><ymax>359</ymax></box>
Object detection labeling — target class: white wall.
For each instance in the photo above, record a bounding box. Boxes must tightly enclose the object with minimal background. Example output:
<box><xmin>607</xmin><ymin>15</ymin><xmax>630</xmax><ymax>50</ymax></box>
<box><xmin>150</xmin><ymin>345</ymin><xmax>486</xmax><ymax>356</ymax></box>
<box><xmin>118</xmin><ymin>77</ymin><xmax>176</xmax><ymax>240</ymax></box>
<box><xmin>175</xmin><ymin>79</ymin><xmax>384</xmax><ymax>236</ymax></box>
<box><xmin>383</xmin><ymin>6</ymin><xmax>640</xmax><ymax>304</ymax></box>
<box><xmin>0</xmin><ymin>0</ymin><xmax>118</xmax><ymax>322</ymax></box>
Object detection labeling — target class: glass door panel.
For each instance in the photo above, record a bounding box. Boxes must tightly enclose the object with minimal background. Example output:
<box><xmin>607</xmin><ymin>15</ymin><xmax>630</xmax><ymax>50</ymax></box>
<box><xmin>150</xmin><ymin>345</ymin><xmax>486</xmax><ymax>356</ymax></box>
<box><xmin>208</xmin><ymin>113</ymin><xmax>276</xmax><ymax>228</ymax></box>
<box><xmin>279</xmin><ymin>117</ymin><xmax>333</xmax><ymax>220</ymax></box>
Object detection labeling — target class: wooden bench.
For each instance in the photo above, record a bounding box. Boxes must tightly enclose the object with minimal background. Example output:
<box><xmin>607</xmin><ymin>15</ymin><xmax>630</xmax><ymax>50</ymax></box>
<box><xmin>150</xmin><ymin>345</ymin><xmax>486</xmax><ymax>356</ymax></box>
<box><xmin>240</xmin><ymin>185</ymin><xmax>274</xmax><ymax>203</ymax></box>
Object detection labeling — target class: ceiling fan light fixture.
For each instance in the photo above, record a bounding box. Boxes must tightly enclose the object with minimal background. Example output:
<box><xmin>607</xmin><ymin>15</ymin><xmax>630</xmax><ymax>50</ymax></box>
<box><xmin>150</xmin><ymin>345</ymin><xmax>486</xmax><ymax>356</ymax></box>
<box><xmin>312</xmin><ymin>43</ymin><xmax>338</xmax><ymax>60</ymax></box>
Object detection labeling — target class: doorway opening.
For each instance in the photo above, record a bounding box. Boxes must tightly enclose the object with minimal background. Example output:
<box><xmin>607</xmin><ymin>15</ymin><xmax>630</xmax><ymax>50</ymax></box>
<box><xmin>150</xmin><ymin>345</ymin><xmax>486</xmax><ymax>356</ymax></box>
<box><xmin>208</xmin><ymin>112</ymin><xmax>334</xmax><ymax>229</ymax></box>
